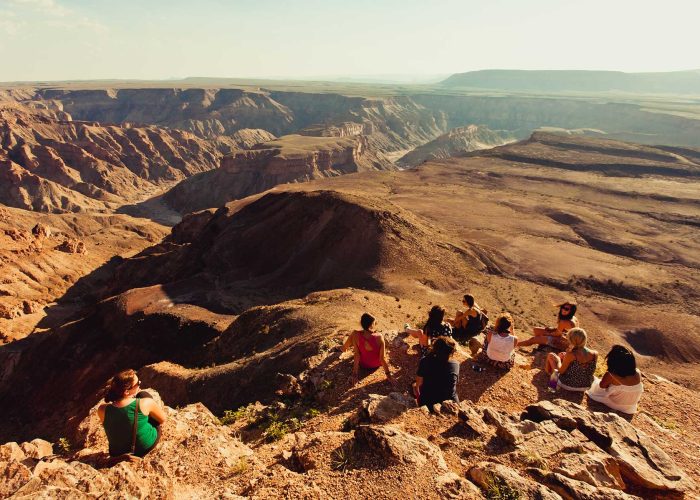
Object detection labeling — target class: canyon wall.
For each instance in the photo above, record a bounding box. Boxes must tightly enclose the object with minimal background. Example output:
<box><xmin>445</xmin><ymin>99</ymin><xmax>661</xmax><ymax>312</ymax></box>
<box><xmin>0</xmin><ymin>101</ymin><xmax>220</xmax><ymax>213</ymax></box>
<box><xmin>24</xmin><ymin>88</ymin><xmax>700</xmax><ymax>150</ymax></box>
<box><xmin>164</xmin><ymin>134</ymin><xmax>394</xmax><ymax>213</ymax></box>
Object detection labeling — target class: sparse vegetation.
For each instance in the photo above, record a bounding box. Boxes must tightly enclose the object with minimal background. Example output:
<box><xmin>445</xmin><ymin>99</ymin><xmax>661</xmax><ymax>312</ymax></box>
<box><xmin>485</xmin><ymin>474</ymin><xmax>521</xmax><ymax>500</ymax></box>
<box><xmin>319</xmin><ymin>379</ymin><xmax>334</xmax><ymax>391</ymax></box>
<box><xmin>230</xmin><ymin>457</ymin><xmax>249</xmax><ymax>475</ymax></box>
<box><xmin>220</xmin><ymin>405</ymin><xmax>255</xmax><ymax>425</ymax></box>
<box><xmin>518</xmin><ymin>450</ymin><xmax>546</xmax><ymax>468</ymax></box>
<box><xmin>264</xmin><ymin>420</ymin><xmax>290</xmax><ymax>442</ymax></box>
<box><xmin>55</xmin><ymin>437</ymin><xmax>71</xmax><ymax>455</ymax></box>
<box><xmin>651</xmin><ymin>415</ymin><xmax>680</xmax><ymax>431</ymax></box>
<box><xmin>330</xmin><ymin>441</ymin><xmax>355</xmax><ymax>472</ymax></box>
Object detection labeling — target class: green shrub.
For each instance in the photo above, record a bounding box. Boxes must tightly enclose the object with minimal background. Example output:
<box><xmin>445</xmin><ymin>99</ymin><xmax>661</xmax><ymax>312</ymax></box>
<box><xmin>56</xmin><ymin>437</ymin><xmax>71</xmax><ymax>455</ymax></box>
<box><xmin>264</xmin><ymin>421</ymin><xmax>290</xmax><ymax>442</ymax></box>
<box><xmin>485</xmin><ymin>474</ymin><xmax>521</xmax><ymax>500</ymax></box>
<box><xmin>220</xmin><ymin>406</ymin><xmax>252</xmax><ymax>425</ymax></box>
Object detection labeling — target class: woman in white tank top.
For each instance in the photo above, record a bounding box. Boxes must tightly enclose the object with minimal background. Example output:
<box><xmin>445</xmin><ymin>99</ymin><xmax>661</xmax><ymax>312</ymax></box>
<box><xmin>481</xmin><ymin>313</ymin><xmax>518</xmax><ymax>369</ymax></box>
<box><xmin>587</xmin><ymin>345</ymin><xmax>643</xmax><ymax>414</ymax></box>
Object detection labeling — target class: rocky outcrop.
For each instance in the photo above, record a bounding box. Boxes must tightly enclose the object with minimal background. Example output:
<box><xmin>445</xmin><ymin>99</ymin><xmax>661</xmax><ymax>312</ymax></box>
<box><xmin>299</xmin><ymin>121</ymin><xmax>373</xmax><ymax>137</ymax></box>
<box><xmin>524</xmin><ymin>399</ymin><xmax>695</xmax><ymax>493</ymax></box>
<box><xmin>1</xmin><ymin>392</ymin><xmax>256</xmax><ymax>499</ymax></box>
<box><xmin>397</xmin><ymin>124</ymin><xmax>514</xmax><ymax>168</ymax></box>
<box><xmin>163</xmin><ymin>134</ymin><xmax>395</xmax><ymax>213</ymax></box>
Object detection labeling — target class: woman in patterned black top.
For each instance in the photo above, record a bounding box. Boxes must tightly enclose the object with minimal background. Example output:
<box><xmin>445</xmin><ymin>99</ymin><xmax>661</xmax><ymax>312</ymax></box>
<box><xmin>406</xmin><ymin>305</ymin><xmax>453</xmax><ymax>355</ymax></box>
<box><xmin>545</xmin><ymin>327</ymin><xmax>598</xmax><ymax>391</ymax></box>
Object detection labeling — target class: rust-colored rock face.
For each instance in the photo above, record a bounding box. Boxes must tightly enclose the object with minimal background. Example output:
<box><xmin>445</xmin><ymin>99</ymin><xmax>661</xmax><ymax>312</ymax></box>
<box><xmin>0</xmin><ymin>101</ymin><xmax>220</xmax><ymax>213</ymax></box>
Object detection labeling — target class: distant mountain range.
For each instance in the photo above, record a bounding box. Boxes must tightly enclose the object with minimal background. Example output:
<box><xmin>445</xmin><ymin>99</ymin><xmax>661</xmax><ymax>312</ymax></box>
<box><xmin>441</xmin><ymin>69</ymin><xmax>700</xmax><ymax>94</ymax></box>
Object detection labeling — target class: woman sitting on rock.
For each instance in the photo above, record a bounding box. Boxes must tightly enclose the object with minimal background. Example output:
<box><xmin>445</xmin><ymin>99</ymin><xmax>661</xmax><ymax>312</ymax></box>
<box><xmin>519</xmin><ymin>301</ymin><xmax>578</xmax><ymax>350</ymax></box>
<box><xmin>97</xmin><ymin>369</ymin><xmax>167</xmax><ymax>458</ymax></box>
<box><xmin>405</xmin><ymin>305</ymin><xmax>453</xmax><ymax>355</ymax></box>
<box><xmin>343</xmin><ymin>312</ymin><xmax>395</xmax><ymax>386</ymax></box>
<box><xmin>450</xmin><ymin>293</ymin><xmax>489</xmax><ymax>344</ymax></box>
<box><xmin>413</xmin><ymin>336</ymin><xmax>459</xmax><ymax>409</ymax></box>
<box><xmin>587</xmin><ymin>345</ymin><xmax>643</xmax><ymax>414</ymax></box>
<box><xmin>480</xmin><ymin>312</ymin><xmax>518</xmax><ymax>369</ymax></box>
<box><xmin>545</xmin><ymin>327</ymin><xmax>598</xmax><ymax>391</ymax></box>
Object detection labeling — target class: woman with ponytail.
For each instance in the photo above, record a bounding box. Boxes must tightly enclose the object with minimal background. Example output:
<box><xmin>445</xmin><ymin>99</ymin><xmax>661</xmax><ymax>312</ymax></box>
<box><xmin>97</xmin><ymin>370</ymin><xmax>167</xmax><ymax>458</ymax></box>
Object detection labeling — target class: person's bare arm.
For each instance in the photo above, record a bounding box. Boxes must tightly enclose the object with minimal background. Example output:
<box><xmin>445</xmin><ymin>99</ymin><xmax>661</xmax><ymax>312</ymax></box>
<box><xmin>599</xmin><ymin>372</ymin><xmax>613</xmax><ymax>389</ymax></box>
<box><xmin>413</xmin><ymin>376</ymin><xmax>423</xmax><ymax>398</ymax></box>
<box><xmin>140</xmin><ymin>398</ymin><xmax>167</xmax><ymax>424</ymax></box>
<box><xmin>379</xmin><ymin>336</ymin><xmax>394</xmax><ymax>384</ymax></box>
<box><xmin>97</xmin><ymin>404</ymin><xmax>107</xmax><ymax>423</ymax></box>
<box><xmin>342</xmin><ymin>331</ymin><xmax>356</xmax><ymax>352</ymax></box>
<box><xmin>558</xmin><ymin>352</ymin><xmax>575</xmax><ymax>375</ymax></box>
<box><xmin>352</xmin><ymin>335</ymin><xmax>361</xmax><ymax>385</ymax></box>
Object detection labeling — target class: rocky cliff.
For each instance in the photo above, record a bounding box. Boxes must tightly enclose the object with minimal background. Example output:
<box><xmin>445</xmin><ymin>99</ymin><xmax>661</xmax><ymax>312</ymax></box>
<box><xmin>0</xmin><ymin>101</ymin><xmax>220</xmax><ymax>212</ymax></box>
<box><xmin>0</xmin><ymin>205</ymin><xmax>167</xmax><ymax>343</ymax></box>
<box><xmin>163</xmin><ymin>134</ymin><xmax>396</xmax><ymax>213</ymax></box>
<box><xmin>397</xmin><ymin>124</ymin><xmax>514</xmax><ymax>168</ymax></box>
<box><xmin>20</xmin><ymin>87</ymin><xmax>700</xmax><ymax>149</ymax></box>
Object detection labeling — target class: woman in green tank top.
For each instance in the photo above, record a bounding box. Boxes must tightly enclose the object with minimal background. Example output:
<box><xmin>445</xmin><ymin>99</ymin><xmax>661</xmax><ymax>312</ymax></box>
<box><xmin>97</xmin><ymin>369</ymin><xmax>167</xmax><ymax>457</ymax></box>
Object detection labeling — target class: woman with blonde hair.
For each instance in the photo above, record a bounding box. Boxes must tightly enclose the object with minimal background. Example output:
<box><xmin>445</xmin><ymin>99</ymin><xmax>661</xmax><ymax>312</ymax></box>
<box><xmin>97</xmin><ymin>369</ymin><xmax>167</xmax><ymax>458</ymax></box>
<box><xmin>545</xmin><ymin>327</ymin><xmax>597</xmax><ymax>391</ymax></box>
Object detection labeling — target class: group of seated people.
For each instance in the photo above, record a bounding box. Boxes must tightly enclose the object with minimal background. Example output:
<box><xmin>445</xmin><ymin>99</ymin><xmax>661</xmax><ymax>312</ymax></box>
<box><xmin>344</xmin><ymin>294</ymin><xmax>644</xmax><ymax>416</ymax></box>
<box><xmin>99</xmin><ymin>295</ymin><xmax>643</xmax><ymax>460</ymax></box>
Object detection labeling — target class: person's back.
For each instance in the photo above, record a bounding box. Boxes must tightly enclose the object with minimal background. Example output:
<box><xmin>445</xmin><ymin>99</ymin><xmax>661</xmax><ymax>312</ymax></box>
<box><xmin>487</xmin><ymin>331</ymin><xmax>516</xmax><ymax>362</ymax></box>
<box><xmin>98</xmin><ymin>369</ymin><xmax>167</xmax><ymax>458</ymax></box>
<box><xmin>103</xmin><ymin>398</ymin><xmax>159</xmax><ymax>457</ymax></box>
<box><xmin>356</xmin><ymin>331</ymin><xmax>382</xmax><ymax>369</ymax></box>
<box><xmin>417</xmin><ymin>356</ymin><xmax>459</xmax><ymax>407</ymax></box>
<box><xmin>587</xmin><ymin>345</ymin><xmax>643</xmax><ymax>414</ymax></box>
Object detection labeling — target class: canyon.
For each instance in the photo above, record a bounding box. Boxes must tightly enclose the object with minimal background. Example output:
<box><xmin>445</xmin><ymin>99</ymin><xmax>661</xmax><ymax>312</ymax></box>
<box><xmin>0</xmin><ymin>80</ymin><xmax>699</xmax><ymax>498</ymax></box>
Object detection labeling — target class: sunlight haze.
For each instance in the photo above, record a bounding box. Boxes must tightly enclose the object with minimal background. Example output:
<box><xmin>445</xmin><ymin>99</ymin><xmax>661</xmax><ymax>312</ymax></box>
<box><xmin>1</xmin><ymin>0</ymin><xmax>699</xmax><ymax>81</ymax></box>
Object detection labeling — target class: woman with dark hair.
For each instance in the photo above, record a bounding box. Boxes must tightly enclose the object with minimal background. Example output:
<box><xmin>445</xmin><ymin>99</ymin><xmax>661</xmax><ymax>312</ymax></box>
<box><xmin>480</xmin><ymin>312</ymin><xmax>518</xmax><ymax>369</ymax></box>
<box><xmin>413</xmin><ymin>336</ymin><xmax>459</xmax><ymax>409</ymax></box>
<box><xmin>405</xmin><ymin>305</ymin><xmax>453</xmax><ymax>355</ymax></box>
<box><xmin>519</xmin><ymin>302</ymin><xmax>578</xmax><ymax>350</ymax></box>
<box><xmin>587</xmin><ymin>345</ymin><xmax>643</xmax><ymax>414</ymax></box>
<box><xmin>343</xmin><ymin>312</ymin><xmax>395</xmax><ymax>386</ymax></box>
<box><xmin>450</xmin><ymin>294</ymin><xmax>489</xmax><ymax>344</ymax></box>
<box><xmin>97</xmin><ymin>370</ymin><xmax>167</xmax><ymax>458</ymax></box>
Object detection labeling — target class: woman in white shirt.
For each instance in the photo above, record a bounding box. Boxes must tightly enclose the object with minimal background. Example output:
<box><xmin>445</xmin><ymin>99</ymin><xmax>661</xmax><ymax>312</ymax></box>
<box><xmin>481</xmin><ymin>312</ymin><xmax>518</xmax><ymax>370</ymax></box>
<box><xmin>587</xmin><ymin>345</ymin><xmax>643</xmax><ymax>414</ymax></box>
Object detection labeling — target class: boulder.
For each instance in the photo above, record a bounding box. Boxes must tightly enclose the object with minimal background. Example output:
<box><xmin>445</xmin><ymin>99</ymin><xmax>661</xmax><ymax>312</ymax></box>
<box><xmin>360</xmin><ymin>392</ymin><xmax>415</xmax><ymax>423</ymax></box>
<box><xmin>440</xmin><ymin>400</ymin><xmax>461</xmax><ymax>416</ymax></box>
<box><xmin>354</xmin><ymin>424</ymin><xmax>448</xmax><ymax>471</ymax></box>
<box><xmin>554</xmin><ymin>453</ymin><xmax>625</xmax><ymax>490</ymax></box>
<box><xmin>468</xmin><ymin>461</ymin><xmax>562</xmax><ymax>499</ymax></box>
<box><xmin>56</xmin><ymin>239</ymin><xmax>87</xmax><ymax>254</ymax></box>
<box><xmin>20</xmin><ymin>440</ymin><xmax>53</xmax><ymax>460</ymax></box>
<box><xmin>528</xmin><ymin>468</ymin><xmax>640</xmax><ymax>500</ymax></box>
<box><xmin>457</xmin><ymin>403</ymin><xmax>491</xmax><ymax>437</ymax></box>
<box><xmin>524</xmin><ymin>399</ymin><xmax>695</xmax><ymax>493</ymax></box>
<box><xmin>435</xmin><ymin>471</ymin><xmax>484</xmax><ymax>499</ymax></box>
<box><xmin>0</xmin><ymin>442</ymin><xmax>26</xmax><ymax>462</ymax></box>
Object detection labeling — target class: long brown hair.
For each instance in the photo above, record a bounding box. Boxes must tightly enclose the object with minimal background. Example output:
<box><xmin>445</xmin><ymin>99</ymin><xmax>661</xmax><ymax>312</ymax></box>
<box><xmin>105</xmin><ymin>369</ymin><xmax>136</xmax><ymax>403</ymax></box>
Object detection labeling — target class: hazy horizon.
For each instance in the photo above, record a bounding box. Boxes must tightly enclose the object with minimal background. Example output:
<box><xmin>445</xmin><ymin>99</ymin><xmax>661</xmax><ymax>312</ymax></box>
<box><xmin>1</xmin><ymin>0</ymin><xmax>699</xmax><ymax>82</ymax></box>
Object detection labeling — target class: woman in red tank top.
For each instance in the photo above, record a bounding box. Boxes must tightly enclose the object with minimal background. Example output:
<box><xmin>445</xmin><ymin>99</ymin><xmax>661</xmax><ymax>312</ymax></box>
<box><xmin>343</xmin><ymin>313</ymin><xmax>395</xmax><ymax>386</ymax></box>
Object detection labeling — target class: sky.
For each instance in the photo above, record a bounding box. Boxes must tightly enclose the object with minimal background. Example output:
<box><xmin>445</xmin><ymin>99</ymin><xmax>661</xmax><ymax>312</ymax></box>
<box><xmin>1</xmin><ymin>0</ymin><xmax>699</xmax><ymax>82</ymax></box>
